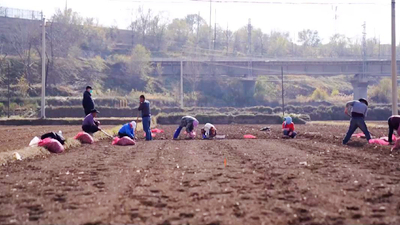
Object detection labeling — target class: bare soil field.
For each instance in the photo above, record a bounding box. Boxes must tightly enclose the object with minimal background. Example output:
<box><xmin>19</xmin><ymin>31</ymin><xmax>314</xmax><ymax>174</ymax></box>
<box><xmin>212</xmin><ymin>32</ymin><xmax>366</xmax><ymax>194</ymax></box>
<box><xmin>1</xmin><ymin>123</ymin><xmax>400</xmax><ymax>225</ymax></box>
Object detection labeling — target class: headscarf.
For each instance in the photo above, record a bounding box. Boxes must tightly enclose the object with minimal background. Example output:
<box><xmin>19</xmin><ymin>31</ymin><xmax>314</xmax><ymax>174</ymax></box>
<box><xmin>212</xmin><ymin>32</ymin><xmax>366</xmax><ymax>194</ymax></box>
<box><xmin>130</xmin><ymin>121</ymin><xmax>137</xmax><ymax>130</ymax></box>
<box><xmin>284</xmin><ymin>116</ymin><xmax>292</xmax><ymax>126</ymax></box>
<box><xmin>193</xmin><ymin>120</ymin><xmax>199</xmax><ymax>128</ymax></box>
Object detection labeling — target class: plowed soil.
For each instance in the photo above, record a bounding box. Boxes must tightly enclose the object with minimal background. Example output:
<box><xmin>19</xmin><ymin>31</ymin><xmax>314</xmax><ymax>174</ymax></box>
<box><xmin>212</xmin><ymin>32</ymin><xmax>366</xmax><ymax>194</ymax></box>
<box><xmin>1</xmin><ymin>124</ymin><xmax>400</xmax><ymax>225</ymax></box>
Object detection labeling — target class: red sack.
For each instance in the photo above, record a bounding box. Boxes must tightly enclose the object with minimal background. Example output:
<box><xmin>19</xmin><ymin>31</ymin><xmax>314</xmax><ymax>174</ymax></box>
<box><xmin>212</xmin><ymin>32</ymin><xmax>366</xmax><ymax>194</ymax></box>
<box><xmin>38</xmin><ymin>138</ymin><xmax>65</xmax><ymax>153</ymax></box>
<box><xmin>244</xmin><ymin>134</ymin><xmax>257</xmax><ymax>139</ymax></box>
<box><xmin>112</xmin><ymin>137</ymin><xmax>136</xmax><ymax>146</ymax></box>
<box><xmin>369</xmin><ymin>139</ymin><xmax>390</xmax><ymax>146</ymax></box>
<box><xmin>352</xmin><ymin>133</ymin><xmax>365</xmax><ymax>138</ymax></box>
<box><xmin>380</xmin><ymin>135</ymin><xmax>397</xmax><ymax>142</ymax></box>
<box><xmin>143</xmin><ymin>132</ymin><xmax>156</xmax><ymax>138</ymax></box>
<box><xmin>74</xmin><ymin>132</ymin><xmax>94</xmax><ymax>144</ymax></box>
<box><xmin>151</xmin><ymin>128</ymin><xmax>164</xmax><ymax>133</ymax></box>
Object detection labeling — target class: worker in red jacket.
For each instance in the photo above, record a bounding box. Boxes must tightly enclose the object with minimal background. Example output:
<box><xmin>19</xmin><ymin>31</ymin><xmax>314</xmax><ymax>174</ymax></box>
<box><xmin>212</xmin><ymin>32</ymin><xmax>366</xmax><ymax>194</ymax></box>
<box><xmin>282</xmin><ymin>116</ymin><xmax>297</xmax><ymax>138</ymax></box>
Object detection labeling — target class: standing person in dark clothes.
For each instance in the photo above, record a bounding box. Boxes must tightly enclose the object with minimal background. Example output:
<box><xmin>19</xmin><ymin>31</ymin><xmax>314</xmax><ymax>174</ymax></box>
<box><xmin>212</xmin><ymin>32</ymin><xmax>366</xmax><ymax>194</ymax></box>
<box><xmin>342</xmin><ymin>98</ymin><xmax>371</xmax><ymax>145</ymax></box>
<box><xmin>82</xmin><ymin>86</ymin><xmax>95</xmax><ymax>116</ymax></box>
<box><xmin>388</xmin><ymin>115</ymin><xmax>400</xmax><ymax>144</ymax></box>
<box><xmin>82</xmin><ymin>109</ymin><xmax>101</xmax><ymax>135</ymax></box>
<box><xmin>138</xmin><ymin>95</ymin><xmax>152</xmax><ymax>141</ymax></box>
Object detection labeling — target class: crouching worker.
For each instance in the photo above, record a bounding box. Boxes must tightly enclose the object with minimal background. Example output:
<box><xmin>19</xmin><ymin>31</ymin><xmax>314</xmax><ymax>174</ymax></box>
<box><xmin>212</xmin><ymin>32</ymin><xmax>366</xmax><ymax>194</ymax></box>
<box><xmin>173</xmin><ymin>116</ymin><xmax>199</xmax><ymax>139</ymax></box>
<box><xmin>82</xmin><ymin>109</ymin><xmax>101</xmax><ymax>135</ymax></box>
<box><xmin>118</xmin><ymin>121</ymin><xmax>136</xmax><ymax>140</ymax></box>
<box><xmin>41</xmin><ymin>131</ymin><xmax>65</xmax><ymax>145</ymax></box>
<box><xmin>342</xmin><ymin>98</ymin><xmax>371</xmax><ymax>145</ymax></box>
<box><xmin>282</xmin><ymin>116</ymin><xmax>297</xmax><ymax>138</ymax></box>
<box><xmin>388</xmin><ymin>115</ymin><xmax>400</xmax><ymax>144</ymax></box>
<box><xmin>202</xmin><ymin>123</ymin><xmax>217</xmax><ymax>139</ymax></box>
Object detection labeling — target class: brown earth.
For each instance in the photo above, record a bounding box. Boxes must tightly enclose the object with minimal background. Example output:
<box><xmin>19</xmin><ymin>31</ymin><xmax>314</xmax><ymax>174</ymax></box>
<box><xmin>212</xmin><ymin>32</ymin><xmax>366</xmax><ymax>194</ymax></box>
<box><xmin>1</xmin><ymin>124</ymin><xmax>400</xmax><ymax>225</ymax></box>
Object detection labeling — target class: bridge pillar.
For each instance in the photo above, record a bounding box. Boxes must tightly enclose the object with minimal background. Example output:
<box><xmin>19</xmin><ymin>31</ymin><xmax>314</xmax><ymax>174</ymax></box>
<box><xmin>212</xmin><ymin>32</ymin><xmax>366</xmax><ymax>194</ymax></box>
<box><xmin>351</xmin><ymin>74</ymin><xmax>369</xmax><ymax>100</ymax></box>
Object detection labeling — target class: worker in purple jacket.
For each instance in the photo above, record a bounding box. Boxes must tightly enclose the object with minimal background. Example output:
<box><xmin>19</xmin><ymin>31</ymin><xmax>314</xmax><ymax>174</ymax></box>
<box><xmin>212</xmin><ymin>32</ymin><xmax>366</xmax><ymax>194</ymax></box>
<box><xmin>82</xmin><ymin>109</ymin><xmax>102</xmax><ymax>135</ymax></box>
<box><xmin>388</xmin><ymin>115</ymin><xmax>400</xmax><ymax>144</ymax></box>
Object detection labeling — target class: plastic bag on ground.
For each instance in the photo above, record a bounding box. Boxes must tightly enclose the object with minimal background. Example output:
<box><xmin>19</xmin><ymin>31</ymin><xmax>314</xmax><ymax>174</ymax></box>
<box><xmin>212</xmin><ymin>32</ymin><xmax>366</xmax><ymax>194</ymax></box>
<box><xmin>151</xmin><ymin>128</ymin><xmax>164</xmax><ymax>134</ymax></box>
<box><xmin>38</xmin><ymin>138</ymin><xmax>65</xmax><ymax>153</ymax></box>
<box><xmin>74</xmin><ymin>132</ymin><xmax>94</xmax><ymax>144</ymax></box>
<box><xmin>143</xmin><ymin>132</ymin><xmax>156</xmax><ymax>138</ymax></box>
<box><xmin>369</xmin><ymin>139</ymin><xmax>390</xmax><ymax>146</ymax></box>
<box><xmin>244</xmin><ymin>134</ymin><xmax>257</xmax><ymax>139</ymax></box>
<box><xmin>112</xmin><ymin>137</ymin><xmax>136</xmax><ymax>146</ymax></box>
<box><xmin>380</xmin><ymin>135</ymin><xmax>397</xmax><ymax>142</ymax></box>
<box><xmin>29</xmin><ymin>136</ymin><xmax>41</xmax><ymax>147</ymax></box>
<box><xmin>352</xmin><ymin>133</ymin><xmax>365</xmax><ymax>138</ymax></box>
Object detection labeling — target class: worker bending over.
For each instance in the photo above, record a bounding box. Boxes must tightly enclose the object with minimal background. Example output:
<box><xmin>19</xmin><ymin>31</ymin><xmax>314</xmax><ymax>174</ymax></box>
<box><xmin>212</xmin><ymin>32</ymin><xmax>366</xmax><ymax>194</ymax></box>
<box><xmin>388</xmin><ymin>115</ymin><xmax>400</xmax><ymax>144</ymax></box>
<box><xmin>173</xmin><ymin>116</ymin><xmax>199</xmax><ymax>139</ymax></box>
<box><xmin>118</xmin><ymin>121</ymin><xmax>136</xmax><ymax>140</ymax></box>
<box><xmin>201</xmin><ymin>123</ymin><xmax>217</xmax><ymax>139</ymax></box>
<box><xmin>282</xmin><ymin>116</ymin><xmax>297</xmax><ymax>138</ymax></box>
<box><xmin>342</xmin><ymin>98</ymin><xmax>371</xmax><ymax>145</ymax></box>
<box><xmin>82</xmin><ymin>109</ymin><xmax>101</xmax><ymax>135</ymax></box>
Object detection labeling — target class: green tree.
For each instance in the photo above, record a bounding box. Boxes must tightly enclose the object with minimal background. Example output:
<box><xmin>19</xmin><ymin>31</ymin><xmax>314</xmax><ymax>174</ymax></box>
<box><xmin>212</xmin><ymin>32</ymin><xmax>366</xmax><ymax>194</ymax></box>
<box><xmin>129</xmin><ymin>44</ymin><xmax>153</xmax><ymax>80</ymax></box>
<box><xmin>311</xmin><ymin>88</ymin><xmax>328</xmax><ymax>101</ymax></box>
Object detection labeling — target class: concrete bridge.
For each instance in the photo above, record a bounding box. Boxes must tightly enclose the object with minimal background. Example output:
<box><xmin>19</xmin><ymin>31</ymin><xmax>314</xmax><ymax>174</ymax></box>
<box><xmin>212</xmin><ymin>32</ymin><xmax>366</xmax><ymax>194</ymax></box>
<box><xmin>151</xmin><ymin>59</ymin><xmax>400</xmax><ymax>100</ymax></box>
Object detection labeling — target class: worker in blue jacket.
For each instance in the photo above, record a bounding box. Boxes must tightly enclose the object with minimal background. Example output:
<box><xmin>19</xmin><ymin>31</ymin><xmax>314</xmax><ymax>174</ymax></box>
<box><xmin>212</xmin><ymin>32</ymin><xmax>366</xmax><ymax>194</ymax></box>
<box><xmin>118</xmin><ymin>121</ymin><xmax>136</xmax><ymax>139</ymax></box>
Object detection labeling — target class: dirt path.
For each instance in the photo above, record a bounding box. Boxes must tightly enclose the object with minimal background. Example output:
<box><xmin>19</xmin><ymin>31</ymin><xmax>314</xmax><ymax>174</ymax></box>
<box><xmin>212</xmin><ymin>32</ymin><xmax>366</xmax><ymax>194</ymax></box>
<box><xmin>1</xmin><ymin>124</ymin><xmax>400</xmax><ymax>224</ymax></box>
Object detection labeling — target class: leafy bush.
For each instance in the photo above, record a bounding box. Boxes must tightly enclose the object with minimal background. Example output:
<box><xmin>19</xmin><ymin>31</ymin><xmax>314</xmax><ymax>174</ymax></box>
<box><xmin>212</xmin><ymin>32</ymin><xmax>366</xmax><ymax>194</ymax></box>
<box><xmin>311</xmin><ymin>88</ymin><xmax>329</xmax><ymax>101</ymax></box>
<box><xmin>331</xmin><ymin>89</ymin><xmax>340</xmax><ymax>96</ymax></box>
<box><xmin>369</xmin><ymin>78</ymin><xmax>391</xmax><ymax>103</ymax></box>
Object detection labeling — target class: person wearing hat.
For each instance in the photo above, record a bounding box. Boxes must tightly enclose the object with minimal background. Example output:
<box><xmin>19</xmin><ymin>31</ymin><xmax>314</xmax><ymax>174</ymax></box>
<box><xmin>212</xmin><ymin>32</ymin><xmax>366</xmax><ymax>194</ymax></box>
<box><xmin>343</xmin><ymin>98</ymin><xmax>371</xmax><ymax>145</ymax></box>
<box><xmin>82</xmin><ymin>109</ymin><xmax>101</xmax><ymax>135</ymax></box>
<box><xmin>173</xmin><ymin>116</ymin><xmax>199</xmax><ymax>139</ymax></box>
<box><xmin>82</xmin><ymin>86</ymin><xmax>95</xmax><ymax>116</ymax></box>
<box><xmin>282</xmin><ymin>116</ymin><xmax>297</xmax><ymax>138</ymax></box>
<box><xmin>118</xmin><ymin>121</ymin><xmax>136</xmax><ymax>140</ymax></box>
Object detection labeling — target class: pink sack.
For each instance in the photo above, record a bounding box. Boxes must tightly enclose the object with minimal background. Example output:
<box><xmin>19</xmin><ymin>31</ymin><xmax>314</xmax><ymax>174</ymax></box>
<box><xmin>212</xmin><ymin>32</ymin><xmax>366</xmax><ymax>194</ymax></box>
<box><xmin>143</xmin><ymin>132</ymin><xmax>156</xmax><ymax>138</ymax></box>
<box><xmin>380</xmin><ymin>135</ymin><xmax>397</xmax><ymax>142</ymax></box>
<box><xmin>151</xmin><ymin>128</ymin><xmax>164</xmax><ymax>133</ymax></box>
<box><xmin>244</xmin><ymin>134</ymin><xmax>257</xmax><ymax>139</ymax></box>
<box><xmin>38</xmin><ymin>138</ymin><xmax>65</xmax><ymax>153</ymax></box>
<box><xmin>352</xmin><ymin>133</ymin><xmax>365</xmax><ymax>138</ymax></box>
<box><xmin>369</xmin><ymin>139</ymin><xmax>390</xmax><ymax>146</ymax></box>
<box><xmin>74</xmin><ymin>132</ymin><xmax>94</xmax><ymax>144</ymax></box>
<box><xmin>112</xmin><ymin>137</ymin><xmax>136</xmax><ymax>146</ymax></box>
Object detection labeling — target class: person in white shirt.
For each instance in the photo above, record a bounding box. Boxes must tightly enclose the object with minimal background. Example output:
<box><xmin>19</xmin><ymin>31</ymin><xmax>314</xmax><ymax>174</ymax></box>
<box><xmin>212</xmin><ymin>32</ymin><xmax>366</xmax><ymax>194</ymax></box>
<box><xmin>201</xmin><ymin>123</ymin><xmax>217</xmax><ymax>139</ymax></box>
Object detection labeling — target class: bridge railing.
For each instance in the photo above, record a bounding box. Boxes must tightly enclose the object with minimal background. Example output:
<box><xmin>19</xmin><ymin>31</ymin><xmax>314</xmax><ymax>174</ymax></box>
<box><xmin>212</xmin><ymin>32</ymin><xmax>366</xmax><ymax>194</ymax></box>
<box><xmin>0</xmin><ymin>7</ymin><xmax>42</xmax><ymax>20</ymax></box>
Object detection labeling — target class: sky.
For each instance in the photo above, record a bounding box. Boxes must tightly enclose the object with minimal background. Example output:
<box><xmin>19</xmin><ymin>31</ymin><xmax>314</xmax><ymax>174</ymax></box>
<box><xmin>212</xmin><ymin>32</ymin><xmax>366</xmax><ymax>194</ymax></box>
<box><xmin>0</xmin><ymin>0</ymin><xmax>394</xmax><ymax>44</ymax></box>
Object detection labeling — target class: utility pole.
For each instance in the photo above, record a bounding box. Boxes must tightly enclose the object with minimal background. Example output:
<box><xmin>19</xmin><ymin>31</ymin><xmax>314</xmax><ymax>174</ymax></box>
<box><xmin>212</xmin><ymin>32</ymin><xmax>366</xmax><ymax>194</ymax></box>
<box><xmin>392</xmin><ymin>0</ymin><xmax>398</xmax><ymax>115</ymax></box>
<box><xmin>213</xmin><ymin>9</ymin><xmax>216</xmax><ymax>51</ymax></box>
<box><xmin>7</xmin><ymin>62</ymin><xmax>10</xmax><ymax>118</ymax></box>
<box><xmin>180</xmin><ymin>60</ymin><xmax>184</xmax><ymax>108</ymax></box>
<box><xmin>41</xmin><ymin>17</ymin><xmax>46</xmax><ymax>119</ymax></box>
<box><xmin>209</xmin><ymin>0</ymin><xmax>212</xmax><ymax>58</ymax></box>
<box><xmin>281</xmin><ymin>66</ymin><xmax>285</xmax><ymax>116</ymax></box>
<box><xmin>226</xmin><ymin>23</ymin><xmax>229</xmax><ymax>56</ymax></box>
<box><xmin>247</xmin><ymin>19</ymin><xmax>252</xmax><ymax>77</ymax></box>
<box><xmin>196</xmin><ymin>12</ymin><xmax>200</xmax><ymax>57</ymax></box>
<box><xmin>362</xmin><ymin>22</ymin><xmax>367</xmax><ymax>76</ymax></box>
